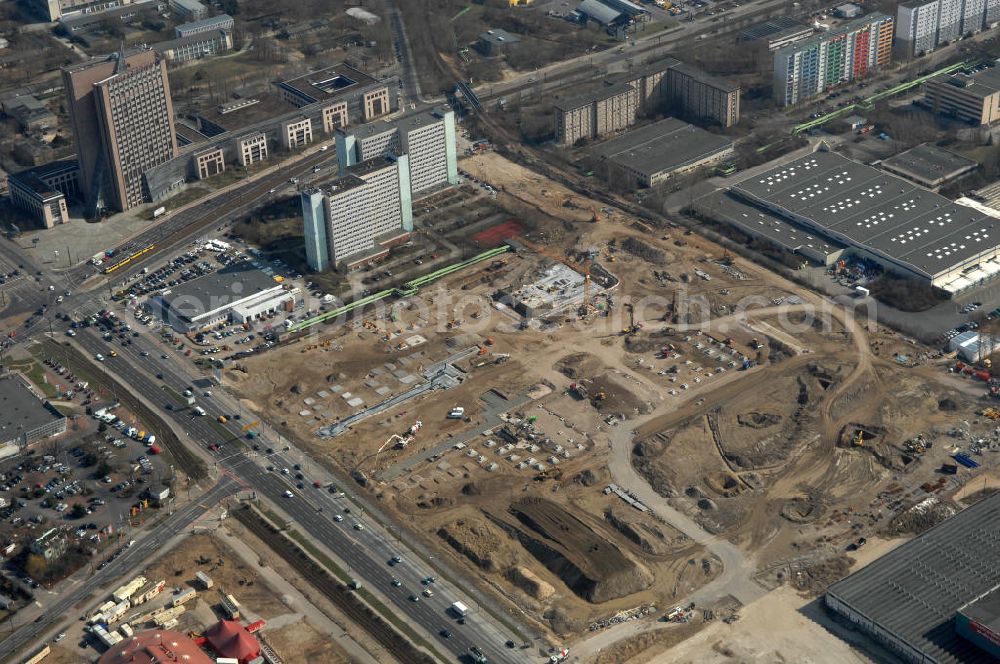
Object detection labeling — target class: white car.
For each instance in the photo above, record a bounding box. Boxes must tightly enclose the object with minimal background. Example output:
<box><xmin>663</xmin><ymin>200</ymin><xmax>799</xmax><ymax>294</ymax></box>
<box><xmin>354</xmin><ymin>522</ymin><xmax>364</xmax><ymax>531</ymax></box>
<box><xmin>284</xmin><ymin>490</ymin><xmax>294</xmax><ymax>498</ymax></box>
<box><xmin>320</xmin><ymin>145</ymin><xmax>329</xmax><ymax>151</ymax></box>
<box><xmin>94</xmin><ymin>353</ymin><xmax>104</xmax><ymax>362</ymax></box>
<box><xmin>333</xmin><ymin>514</ymin><xmax>344</xmax><ymax>522</ymax></box>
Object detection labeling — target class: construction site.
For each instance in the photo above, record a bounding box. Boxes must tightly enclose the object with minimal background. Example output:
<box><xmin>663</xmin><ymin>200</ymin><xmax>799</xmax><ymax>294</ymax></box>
<box><xmin>223</xmin><ymin>149</ymin><xmax>1000</xmax><ymax>656</ymax></box>
<box><xmin>38</xmin><ymin>524</ymin><xmax>365</xmax><ymax>664</ymax></box>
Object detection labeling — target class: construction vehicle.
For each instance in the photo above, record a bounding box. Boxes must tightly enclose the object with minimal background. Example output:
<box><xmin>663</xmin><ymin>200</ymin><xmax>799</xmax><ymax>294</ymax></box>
<box><xmin>569</xmin><ymin>383</ymin><xmax>589</xmax><ymax>400</ymax></box>
<box><xmin>983</xmin><ymin>408</ymin><xmax>1000</xmax><ymax>420</ymax></box>
<box><xmin>477</xmin><ymin>346</ymin><xmax>489</xmax><ymax>356</ymax></box>
<box><xmin>621</xmin><ymin>302</ymin><xmax>642</xmax><ymax>335</ymax></box>
<box><xmin>720</xmin><ymin>249</ymin><xmax>733</xmax><ymax>266</ymax></box>
<box><xmin>853</xmin><ymin>430</ymin><xmax>864</xmax><ymax>447</ymax></box>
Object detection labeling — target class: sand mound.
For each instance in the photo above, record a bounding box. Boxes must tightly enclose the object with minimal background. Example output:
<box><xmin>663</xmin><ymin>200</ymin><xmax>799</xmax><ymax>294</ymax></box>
<box><xmin>507</xmin><ymin>565</ymin><xmax>555</xmax><ymax>601</ymax></box>
<box><xmin>437</xmin><ymin>517</ymin><xmax>516</xmax><ymax>572</ymax></box>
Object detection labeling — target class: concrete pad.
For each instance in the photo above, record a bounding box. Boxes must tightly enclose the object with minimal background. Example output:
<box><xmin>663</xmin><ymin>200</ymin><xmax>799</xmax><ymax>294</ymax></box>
<box><xmin>298</xmin><ymin>410</ymin><xmax>311</xmax><ymax>417</ymax></box>
<box><xmin>375</xmin><ymin>386</ymin><xmax>392</xmax><ymax>396</ymax></box>
<box><xmin>398</xmin><ymin>374</ymin><xmax>418</xmax><ymax>385</ymax></box>
<box><xmin>363</xmin><ymin>379</ymin><xmax>380</xmax><ymax>389</ymax></box>
<box><xmin>316</xmin><ymin>390</ymin><xmax>330</xmax><ymax>399</ymax></box>
<box><xmin>383</xmin><ymin>363</ymin><xmax>396</xmax><ymax>371</ymax></box>
<box><xmin>330</xmin><ymin>384</ymin><xmax>344</xmax><ymax>393</ymax></box>
<box><xmin>391</xmin><ymin>369</ymin><xmax>410</xmax><ymax>379</ymax></box>
<box><xmin>370</xmin><ymin>367</ymin><xmax>383</xmax><ymax>376</ymax></box>
<box><xmin>303</xmin><ymin>397</ymin><xmax>316</xmax><ymax>406</ymax></box>
<box><xmin>398</xmin><ymin>357</ymin><xmax>413</xmax><ymax>367</ymax></box>
<box><xmin>346</xmin><ymin>397</ymin><xmax>364</xmax><ymax>408</ymax></box>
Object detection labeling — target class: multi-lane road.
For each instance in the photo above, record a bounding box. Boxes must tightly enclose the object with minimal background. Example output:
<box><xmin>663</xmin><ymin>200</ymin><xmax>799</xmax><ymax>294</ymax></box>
<box><xmin>66</xmin><ymin>320</ymin><xmax>532</xmax><ymax>664</ymax></box>
<box><xmin>0</xmin><ymin>478</ymin><xmax>239</xmax><ymax>662</ymax></box>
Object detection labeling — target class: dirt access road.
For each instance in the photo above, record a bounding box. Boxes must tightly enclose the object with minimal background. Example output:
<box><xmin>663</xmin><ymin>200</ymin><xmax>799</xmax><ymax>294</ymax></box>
<box><xmin>604</xmin><ymin>300</ymin><xmax>873</xmax><ymax>606</ymax></box>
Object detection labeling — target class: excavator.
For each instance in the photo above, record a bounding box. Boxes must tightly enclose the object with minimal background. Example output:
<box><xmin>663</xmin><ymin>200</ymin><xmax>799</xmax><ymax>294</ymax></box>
<box><xmin>621</xmin><ymin>302</ymin><xmax>642</xmax><ymax>335</ymax></box>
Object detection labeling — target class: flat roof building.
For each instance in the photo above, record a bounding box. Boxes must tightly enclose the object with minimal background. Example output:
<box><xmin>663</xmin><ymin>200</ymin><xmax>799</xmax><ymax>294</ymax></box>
<box><xmin>730</xmin><ymin>150</ymin><xmax>1000</xmax><ymax>291</ymax></box>
<box><xmin>174</xmin><ymin>13</ymin><xmax>233</xmax><ymax>37</ymax></box>
<box><xmin>6</xmin><ymin>160</ymin><xmax>80</xmax><ymax>229</ymax></box>
<box><xmin>62</xmin><ymin>47</ymin><xmax>177</xmax><ymax>216</ymax></box>
<box><xmin>302</xmin><ymin>156</ymin><xmax>413</xmax><ymax>271</ymax></box>
<box><xmin>593</xmin><ymin>117</ymin><xmax>734</xmax><ymax>188</ymax></box>
<box><xmin>553</xmin><ymin>82</ymin><xmax>638</xmax><ymax>145</ymax></box>
<box><xmin>336</xmin><ymin>107</ymin><xmax>458</xmax><ymax>198</ymax></box>
<box><xmin>957</xmin><ymin>586</ymin><xmax>1000</xmax><ymax>660</ymax></box>
<box><xmin>277</xmin><ymin>63</ymin><xmax>389</xmax><ymax>121</ymax></box>
<box><xmin>168</xmin><ymin>0</ymin><xmax>206</xmax><ymax>21</ymax></box>
<box><xmin>477</xmin><ymin>28</ymin><xmax>521</xmax><ymax>56</ymax></box>
<box><xmin>739</xmin><ymin>17</ymin><xmax>815</xmax><ymax>51</ymax></box>
<box><xmin>0</xmin><ymin>93</ymin><xmax>56</xmax><ymax>132</ymax></box>
<box><xmin>142</xmin><ymin>62</ymin><xmax>395</xmax><ymax>203</ymax></box>
<box><xmin>0</xmin><ymin>374</ymin><xmax>67</xmax><ymax>453</ymax></box>
<box><xmin>826</xmin><ymin>492</ymin><xmax>1000</xmax><ymax>664</ymax></box>
<box><xmin>153</xmin><ymin>30</ymin><xmax>233</xmax><ymax>63</ymax></box>
<box><xmin>690</xmin><ymin>190</ymin><xmax>846</xmax><ymax>265</ymax></box>
<box><xmin>895</xmin><ymin>0</ymin><xmax>1000</xmax><ymax>58</ymax></box>
<box><xmin>881</xmin><ymin>143</ymin><xmax>979</xmax><ymax>190</ymax></box>
<box><xmin>774</xmin><ymin>13</ymin><xmax>894</xmax><ymax>106</ymax></box>
<box><xmin>554</xmin><ymin>58</ymin><xmax>741</xmax><ymax>144</ymax></box>
<box><xmin>156</xmin><ymin>261</ymin><xmax>294</xmax><ymax>331</ymax></box>
<box><xmin>925</xmin><ymin>66</ymin><xmax>1000</xmax><ymax>125</ymax></box>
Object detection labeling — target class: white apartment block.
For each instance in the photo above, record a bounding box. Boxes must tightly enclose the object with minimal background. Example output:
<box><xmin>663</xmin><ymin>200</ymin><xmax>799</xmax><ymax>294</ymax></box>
<box><xmin>335</xmin><ymin>107</ymin><xmax>458</xmax><ymax>198</ymax></box>
<box><xmin>301</xmin><ymin>156</ymin><xmax>413</xmax><ymax>271</ymax></box>
<box><xmin>896</xmin><ymin>0</ymin><xmax>1000</xmax><ymax>56</ymax></box>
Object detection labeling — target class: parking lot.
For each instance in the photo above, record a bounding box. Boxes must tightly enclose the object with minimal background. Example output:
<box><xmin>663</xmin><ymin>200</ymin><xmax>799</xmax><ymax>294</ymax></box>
<box><xmin>0</xmin><ymin>407</ymin><xmax>172</xmax><ymax>586</ymax></box>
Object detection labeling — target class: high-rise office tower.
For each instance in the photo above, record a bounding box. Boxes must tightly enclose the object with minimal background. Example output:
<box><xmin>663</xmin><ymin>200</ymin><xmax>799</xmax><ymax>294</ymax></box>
<box><xmin>62</xmin><ymin>47</ymin><xmax>177</xmax><ymax>216</ymax></box>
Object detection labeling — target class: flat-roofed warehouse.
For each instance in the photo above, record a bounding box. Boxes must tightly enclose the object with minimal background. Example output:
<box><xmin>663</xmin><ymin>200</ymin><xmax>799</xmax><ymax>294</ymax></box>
<box><xmin>0</xmin><ymin>375</ymin><xmax>67</xmax><ymax>454</ymax></box>
<box><xmin>691</xmin><ymin>190</ymin><xmax>846</xmax><ymax>265</ymax></box>
<box><xmin>155</xmin><ymin>261</ymin><xmax>297</xmax><ymax>331</ymax></box>
<box><xmin>730</xmin><ymin>150</ymin><xmax>1000</xmax><ymax>293</ymax></box>
<box><xmin>592</xmin><ymin>117</ymin><xmax>734</xmax><ymax>188</ymax></box>
<box><xmin>881</xmin><ymin>143</ymin><xmax>979</xmax><ymax>191</ymax></box>
<box><xmin>826</xmin><ymin>493</ymin><xmax>1000</xmax><ymax>664</ymax></box>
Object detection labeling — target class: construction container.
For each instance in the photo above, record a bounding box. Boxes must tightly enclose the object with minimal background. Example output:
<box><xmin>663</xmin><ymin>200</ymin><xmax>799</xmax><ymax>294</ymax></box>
<box><xmin>195</xmin><ymin>571</ymin><xmax>213</xmax><ymax>590</ymax></box>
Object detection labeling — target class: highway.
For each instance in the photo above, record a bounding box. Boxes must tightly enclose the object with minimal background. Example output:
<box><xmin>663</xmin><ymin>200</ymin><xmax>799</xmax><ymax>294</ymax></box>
<box><xmin>68</xmin><ymin>324</ymin><xmax>532</xmax><ymax>664</ymax></box>
<box><xmin>0</xmin><ymin>478</ymin><xmax>239</xmax><ymax>662</ymax></box>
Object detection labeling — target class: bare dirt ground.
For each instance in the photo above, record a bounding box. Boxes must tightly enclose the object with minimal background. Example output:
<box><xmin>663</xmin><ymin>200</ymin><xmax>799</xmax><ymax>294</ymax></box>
<box><xmin>265</xmin><ymin>619</ymin><xmax>353</xmax><ymax>663</ymax></box>
<box><xmin>649</xmin><ymin>586</ymin><xmax>874</xmax><ymax>664</ymax></box>
<box><xmin>143</xmin><ymin>532</ymin><xmax>283</xmax><ymax>620</ymax></box>
<box><xmin>225</xmin><ymin>150</ymin><xmax>1000</xmax><ymax>653</ymax></box>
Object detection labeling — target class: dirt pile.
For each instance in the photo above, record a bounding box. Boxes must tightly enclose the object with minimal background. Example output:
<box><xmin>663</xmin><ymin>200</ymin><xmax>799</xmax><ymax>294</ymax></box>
<box><xmin>506</xmin><ymin>565</ymin><xmax>555</xmax><ymax>601</ymax></box>
<box><xmin>554</xmin><ymin>352</ymin><xmax>602</xmax><ymax>379</ymax></box>
<box><xmin>505</xmin><ymin>498</ymin><xmax>653</xmax><ymax>603</ymax></box>
<box><xmin>437</xmin><ymin>517</ymin><xmax>517</xmax><ymax>572</ymax></box>
<box><xmin>604</xmin><ymin>508</ymin><xmax>676</xmax><ymax>555</ymax></box>
<box><xmin>737</xmin><ymin>412</ymin><xmax>782</xmax><ymax>428</ymax></box>
<box><xmin>704</xmin><ymin>472</ymin><xmax>744</xmax><ymax>498</ymax></box>
<box><xmin>590</xmin><ymin>372</ymin><xmax>651</xmax><ymax>418</ymax></box>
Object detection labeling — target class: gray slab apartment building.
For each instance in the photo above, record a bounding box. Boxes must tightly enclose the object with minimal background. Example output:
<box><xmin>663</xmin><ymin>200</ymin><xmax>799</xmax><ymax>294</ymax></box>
<box><xmin>143</xmin><ymin>67</ymin><xmax>397</xmax><ymax>202</ymax></box>
<box><xmin>553</xmin><ymin>57</ymin><xmax>740</xmax><ymax>144</ymax></box>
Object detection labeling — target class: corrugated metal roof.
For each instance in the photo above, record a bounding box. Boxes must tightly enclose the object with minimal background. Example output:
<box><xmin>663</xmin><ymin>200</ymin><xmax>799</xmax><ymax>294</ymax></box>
<box><xmin>577</xmin><ymin>0</ymin><xmax>622</xmax><ymax>24</ymax></box>
<box><xmin>826</xmin><ymin>493</ymin><xmax>1000</xmax><ymax>664</ymax></box>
